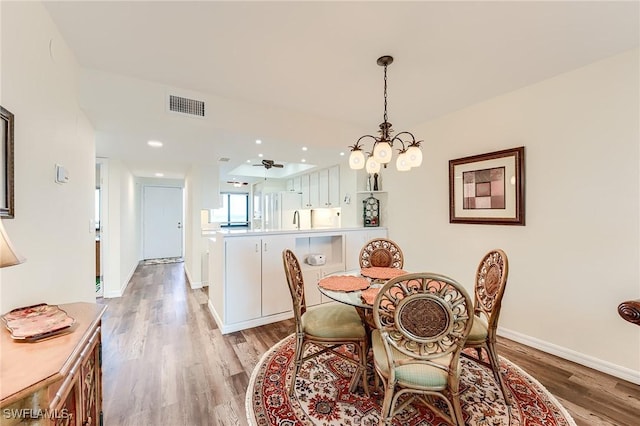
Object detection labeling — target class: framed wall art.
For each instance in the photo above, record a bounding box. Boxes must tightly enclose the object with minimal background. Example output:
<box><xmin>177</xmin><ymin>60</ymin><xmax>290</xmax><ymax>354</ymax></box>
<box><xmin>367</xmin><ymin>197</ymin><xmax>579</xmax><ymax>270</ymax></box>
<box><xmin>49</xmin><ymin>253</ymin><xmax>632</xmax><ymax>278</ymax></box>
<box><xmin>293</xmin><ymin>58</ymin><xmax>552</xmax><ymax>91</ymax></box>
<box><xmin>449</xmin><ymin>146</ymin><xmax>524</xmax><ymax>225</ymax></box>
<box><xmin>1</xmin><ymin>106</ymin><xmax>15</xmax><ymax>218</ymax></box>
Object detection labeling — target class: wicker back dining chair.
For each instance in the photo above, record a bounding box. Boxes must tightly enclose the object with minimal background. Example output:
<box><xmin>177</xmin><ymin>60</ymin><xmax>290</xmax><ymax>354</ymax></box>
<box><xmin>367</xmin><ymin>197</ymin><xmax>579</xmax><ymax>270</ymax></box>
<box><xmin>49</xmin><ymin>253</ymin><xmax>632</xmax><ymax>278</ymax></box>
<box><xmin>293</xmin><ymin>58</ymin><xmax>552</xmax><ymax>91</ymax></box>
<box><xmin>463</xmin><ymin>249</ymin><xmax>510</xmax><ymax>404</ymax></box>
<box><xmin>359</xmin><ymin>238</ymin><xmax>404</xmax><ymax>269</ymax></box>
<box><xmin>372</xmin><ymin>272</ymin><xmax>473</xmax><ymax>426</ymax></box>
<box><xmin>282</xmin><ymin>249</ymin><xmax>369</xmax><ymax>396</ymax></box>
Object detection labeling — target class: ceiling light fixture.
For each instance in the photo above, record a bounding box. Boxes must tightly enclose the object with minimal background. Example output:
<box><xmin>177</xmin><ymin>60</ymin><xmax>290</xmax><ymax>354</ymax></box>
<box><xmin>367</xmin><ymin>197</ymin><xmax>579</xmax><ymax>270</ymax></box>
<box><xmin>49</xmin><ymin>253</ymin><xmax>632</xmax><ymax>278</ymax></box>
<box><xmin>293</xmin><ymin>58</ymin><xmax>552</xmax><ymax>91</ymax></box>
<box><xmin>302</xmin><ymin>147</ymin><xmax>308</xmax><ymax>151</ymax></box>
<box><xmin>348</xmin><ymin>56</ymin><xmax>423</xmax><ymax>173</ymax></box>
<box><xmin>256</xmin><ymin>139</ymin><xmax>262</xmax><ymax>144</ymax></box>
<box><xmin>147</xmin><ymin>140</ymin><xmax>163</xmax><ymax>148</ymax></box>
<box><xmin>155</xmin><ymin>173</ymin><xmax>164</xmax><ymax>177</ymax></box>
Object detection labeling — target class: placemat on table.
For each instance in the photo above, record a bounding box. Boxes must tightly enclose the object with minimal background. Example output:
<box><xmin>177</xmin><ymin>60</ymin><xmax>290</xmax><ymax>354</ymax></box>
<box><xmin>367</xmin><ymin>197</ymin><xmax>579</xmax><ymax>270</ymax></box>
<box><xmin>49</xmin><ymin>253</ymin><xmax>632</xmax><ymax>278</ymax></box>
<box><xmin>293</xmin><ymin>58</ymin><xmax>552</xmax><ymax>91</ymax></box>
<box><xmin>318</xmin><ymin>275</ymin><xmax>370</xmax><ymax>292</ymax></box>
<box><xmin>360</xmin><ymin>267</ymin><xmax>408</xmax><ymax>280</ymax></box>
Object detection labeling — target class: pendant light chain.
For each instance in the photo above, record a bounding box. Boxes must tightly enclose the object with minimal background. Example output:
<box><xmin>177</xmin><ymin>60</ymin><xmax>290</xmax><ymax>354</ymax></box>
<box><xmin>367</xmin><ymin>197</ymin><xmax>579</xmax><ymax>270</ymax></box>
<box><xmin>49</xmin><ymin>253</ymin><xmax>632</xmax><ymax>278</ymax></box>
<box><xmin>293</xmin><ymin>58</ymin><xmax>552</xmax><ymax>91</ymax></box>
<box><xmin>383</xmin><ymin>63</ymin><xmax>388</xmax><ymax>124</ymax></box>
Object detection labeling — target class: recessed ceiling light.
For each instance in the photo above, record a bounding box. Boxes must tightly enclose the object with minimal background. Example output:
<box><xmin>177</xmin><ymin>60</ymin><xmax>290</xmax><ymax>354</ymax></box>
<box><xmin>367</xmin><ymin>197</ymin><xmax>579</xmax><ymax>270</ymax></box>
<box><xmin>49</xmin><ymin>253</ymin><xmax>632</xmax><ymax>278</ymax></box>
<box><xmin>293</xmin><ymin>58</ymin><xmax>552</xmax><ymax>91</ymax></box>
<box><xmin>147</xmin><ymin>140</ymin><xmax>163</xmax><ymax>148</ymax></box>
<box><xmin>256</xmin><ymin>139</ymin><xmax>262</xmax><ymax>144</ymax></box>
<box><xmin>301</xmin><ymin>159</ymin><xmax>306</xmax><ymax>163</ymax></box>
<box><xmin>302</xmin><ymin>146</ymin><xmax>308</xmax><ymax>151</ymax></box>
<box><xmin>340</xmin><ymin>152</ymin><xmax>345</xmax><ymax>156</ymax></box>
<box><xmin>246</xmin><ymin>159</ymin><xmax>251</xmax><ymax>163</ymax></box>
<box><xmin>155</xmin><ymin>172</ymin><xmax>164</xmax><ymax>177</ymax></box>
<box><xmin>258</xmin><ymin>153</ymin><xmax>263</xmax><ymax>158</ymax></box>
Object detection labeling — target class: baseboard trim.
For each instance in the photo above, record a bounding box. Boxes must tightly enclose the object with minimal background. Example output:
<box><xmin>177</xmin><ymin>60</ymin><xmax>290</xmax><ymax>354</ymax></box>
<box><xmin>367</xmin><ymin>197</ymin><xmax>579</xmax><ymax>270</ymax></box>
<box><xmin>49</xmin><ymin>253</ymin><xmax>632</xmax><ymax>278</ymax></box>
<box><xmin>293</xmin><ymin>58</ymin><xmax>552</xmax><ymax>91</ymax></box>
<box><xmin>206</xmin><ymin>300</ymin><xmax>293</xmax><ymax>334</ymax></box>
<box><xmin>103</xmin><ymin>262</ymin><xmax>137</xmax><ymax>298</ymax></box>
<box><xmin>498</xmin><ymin>327</ymin><xmax>640</xmax><ymax>385</ymax></box>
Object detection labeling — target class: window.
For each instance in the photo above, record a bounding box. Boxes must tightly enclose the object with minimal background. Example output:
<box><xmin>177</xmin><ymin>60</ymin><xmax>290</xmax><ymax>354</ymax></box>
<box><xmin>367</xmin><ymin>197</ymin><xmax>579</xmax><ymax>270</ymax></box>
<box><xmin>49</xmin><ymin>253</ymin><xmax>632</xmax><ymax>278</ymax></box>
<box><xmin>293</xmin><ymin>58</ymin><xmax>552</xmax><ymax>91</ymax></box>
<box><xmin>210</xmin><ymin>193</ymin><xmax>249</xmax><ymax>227</ymax></box>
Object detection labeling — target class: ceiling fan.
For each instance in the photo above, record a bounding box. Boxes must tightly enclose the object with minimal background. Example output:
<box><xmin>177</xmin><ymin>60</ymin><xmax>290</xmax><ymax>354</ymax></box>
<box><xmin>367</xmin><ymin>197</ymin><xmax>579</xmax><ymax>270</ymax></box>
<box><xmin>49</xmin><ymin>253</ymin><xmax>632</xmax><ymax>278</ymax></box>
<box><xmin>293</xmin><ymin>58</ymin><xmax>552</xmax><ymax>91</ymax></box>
<box><xmin>253</xmin><ymin>159</ymin><xmax>284</xmax><ymax>169</ymax></box>
<box><xmin>226</xmin><ymin>180</ymin><xmax>248</xmax><ymax>188</ymax></box>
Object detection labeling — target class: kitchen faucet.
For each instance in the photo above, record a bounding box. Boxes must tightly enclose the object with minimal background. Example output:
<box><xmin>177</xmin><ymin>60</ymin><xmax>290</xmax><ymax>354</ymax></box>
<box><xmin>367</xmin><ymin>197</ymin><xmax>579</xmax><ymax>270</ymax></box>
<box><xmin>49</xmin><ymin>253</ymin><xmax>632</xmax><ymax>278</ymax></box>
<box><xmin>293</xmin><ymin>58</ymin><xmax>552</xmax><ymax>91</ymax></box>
<box><xmin>293</xmin><ymin>210</ymin><xmax>300</xmax><ymax>230</ymax></box>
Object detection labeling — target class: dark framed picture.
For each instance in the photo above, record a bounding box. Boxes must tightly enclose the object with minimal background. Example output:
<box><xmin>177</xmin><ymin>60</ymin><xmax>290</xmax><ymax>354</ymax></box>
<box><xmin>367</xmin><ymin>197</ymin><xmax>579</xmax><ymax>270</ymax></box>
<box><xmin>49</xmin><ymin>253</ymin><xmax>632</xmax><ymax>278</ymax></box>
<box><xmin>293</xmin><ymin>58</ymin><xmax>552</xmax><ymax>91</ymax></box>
<box><xmin>449</xmin><ymin>147</ymin><xmax>524</xmax><ymax>225</ymax></box>
<box><xmin>1</xmin><ymin>106</ymin><xmax>15</xmax><ymax>218</ymax></box>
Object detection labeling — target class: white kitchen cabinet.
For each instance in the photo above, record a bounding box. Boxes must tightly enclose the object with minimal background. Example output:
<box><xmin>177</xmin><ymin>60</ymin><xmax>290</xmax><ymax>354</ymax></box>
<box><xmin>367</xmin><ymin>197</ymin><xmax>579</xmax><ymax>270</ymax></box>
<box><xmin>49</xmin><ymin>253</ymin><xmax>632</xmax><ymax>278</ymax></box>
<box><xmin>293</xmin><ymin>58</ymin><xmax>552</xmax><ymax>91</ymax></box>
<box><xmin>328</xmin><ymin>165</ymin><xmax>340</xmax><ymax>207</ymax></box>
<box><xmin>208</xmin><ymin>228</ymin><xmax>385</xmax><ymax>334</ymax></box>
<box><xmin>317</xmin><ymin>166</ymin><xmax>341</xmax><ymax>208</ymax></box>
<box><xmin>302</xmin><ymin>269</ymin><xmax>323</xmax><ymax>306</ymax></box>
<box><xmin>301</xmin><ymin>172</ymin><xmax>320</xmax><ymax>208</ymax></box>
<box><xmin>224</xmin><ymin>235</ymin><xmax>295</xmax><ymax>323</ymax></box>
<box><xmin>261</xmin><ymin>235</ymin><xmax>296</xmax><ymax>316</ymax></box>
<box><xmin>224</xmin><ymin>237</ymin><xmax>262</xmax><ymax>324</ymax></box>
<box><xmin>308</xmin><ymin>172</ymin><xmax>319</xmax><ymax>208</ymax></box>
<box><xmin>318</xmin><ymin>168</ymin><xmax>330</xmax><ymax>207</ymax></box>
<box><xmin>345</xmin><ymin>228</ymin><xmax>389</xmax><ymax>271</ymax></box>
<box><xmin>293</xmin><ymin>176</ymin><xmax>302</xmax><ymax>192</ymax></box>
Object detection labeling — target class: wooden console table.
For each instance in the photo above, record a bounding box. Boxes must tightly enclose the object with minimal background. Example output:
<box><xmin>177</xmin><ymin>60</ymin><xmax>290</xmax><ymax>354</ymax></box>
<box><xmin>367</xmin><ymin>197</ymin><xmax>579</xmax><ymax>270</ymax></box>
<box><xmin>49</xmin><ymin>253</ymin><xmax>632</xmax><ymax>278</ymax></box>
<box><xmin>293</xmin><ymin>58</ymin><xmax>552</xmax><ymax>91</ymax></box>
<box><xmin>0</xmin><ymin>302</ymin><xmax>107</xmax><ymax>425</ymax></box>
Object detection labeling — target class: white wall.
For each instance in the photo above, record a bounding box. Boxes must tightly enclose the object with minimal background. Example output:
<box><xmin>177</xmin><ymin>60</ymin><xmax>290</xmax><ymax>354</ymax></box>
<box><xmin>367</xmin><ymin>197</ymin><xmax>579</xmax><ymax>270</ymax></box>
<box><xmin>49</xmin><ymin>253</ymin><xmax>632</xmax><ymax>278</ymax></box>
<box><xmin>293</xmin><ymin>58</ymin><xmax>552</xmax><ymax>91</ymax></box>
<box><xmin>101</xmin><ymin>159</ymin><xmax>141</xmax><ymax>298</ymax></box>
<box><xmin>0</xmin><ymin>2</ymin><xmax>96</xmax><ymax>312</ymax></box>
<box><xmin>184</xmin><ymin>165</ymin><xmax>219</xmax><ymax>289</ymax></box>
<box><xmin>384</xmin><ymin>49</ymin><xmax>640</xmax><ymax>381</ymax></box>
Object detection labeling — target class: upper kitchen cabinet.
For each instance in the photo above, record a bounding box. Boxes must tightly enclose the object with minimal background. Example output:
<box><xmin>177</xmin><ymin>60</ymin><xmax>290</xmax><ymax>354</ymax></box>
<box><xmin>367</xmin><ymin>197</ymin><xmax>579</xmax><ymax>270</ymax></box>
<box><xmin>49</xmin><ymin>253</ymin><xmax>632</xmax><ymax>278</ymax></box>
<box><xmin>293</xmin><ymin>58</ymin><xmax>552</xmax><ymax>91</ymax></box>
<box><xmin>299</xmin><ymin>165</ymin><xmax>340</xmax><ymax>209</ymax></box>
<box><xmin>301</xmin><ymin>172</ymin><xmax>320</xmax><ymax>208</ymax></box>
<box><xmin>320</xmin><ymin>165</ymin><xmax>340</xmax><ymax>207</ymax></box>
<box><xmin>286</xmin><ymin>176</ymin><xmax>302</xmax><ymax>192</ymax></box>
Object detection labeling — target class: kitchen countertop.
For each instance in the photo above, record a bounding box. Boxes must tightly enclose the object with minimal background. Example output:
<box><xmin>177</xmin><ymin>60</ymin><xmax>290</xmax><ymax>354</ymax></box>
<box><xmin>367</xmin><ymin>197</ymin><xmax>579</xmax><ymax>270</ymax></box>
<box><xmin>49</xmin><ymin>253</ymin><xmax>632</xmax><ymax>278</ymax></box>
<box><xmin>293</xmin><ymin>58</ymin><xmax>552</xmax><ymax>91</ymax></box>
<box><xmin>202</xmin><ymin>226</ymin><xmax>386</xmax><ymax>237</ymax></box>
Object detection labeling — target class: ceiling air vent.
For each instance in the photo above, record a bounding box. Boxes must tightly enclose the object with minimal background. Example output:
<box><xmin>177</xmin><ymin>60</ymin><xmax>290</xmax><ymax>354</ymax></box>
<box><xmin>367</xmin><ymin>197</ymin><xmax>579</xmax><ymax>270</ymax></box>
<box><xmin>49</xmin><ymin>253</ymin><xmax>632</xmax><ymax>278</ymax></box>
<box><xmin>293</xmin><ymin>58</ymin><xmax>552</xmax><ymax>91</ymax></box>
<box><xmin>218</xmin><ymin>157</ymin><xmax>230</xmax><ymax>162</ymax></box>
<box><xmin>168</xmin><ymin>95</ymin><xmax>205</xmax><ymax>117</ymax></box>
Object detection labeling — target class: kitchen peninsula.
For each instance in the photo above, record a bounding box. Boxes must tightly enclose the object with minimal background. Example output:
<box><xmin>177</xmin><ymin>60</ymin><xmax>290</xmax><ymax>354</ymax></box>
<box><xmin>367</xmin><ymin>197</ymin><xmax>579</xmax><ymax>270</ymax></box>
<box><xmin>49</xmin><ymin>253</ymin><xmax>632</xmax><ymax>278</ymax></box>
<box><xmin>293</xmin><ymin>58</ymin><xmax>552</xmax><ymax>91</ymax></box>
<box><xmin>207</xmin><ymin>227</ymin><xmax>387</xmax><ymax>333</ymax></box>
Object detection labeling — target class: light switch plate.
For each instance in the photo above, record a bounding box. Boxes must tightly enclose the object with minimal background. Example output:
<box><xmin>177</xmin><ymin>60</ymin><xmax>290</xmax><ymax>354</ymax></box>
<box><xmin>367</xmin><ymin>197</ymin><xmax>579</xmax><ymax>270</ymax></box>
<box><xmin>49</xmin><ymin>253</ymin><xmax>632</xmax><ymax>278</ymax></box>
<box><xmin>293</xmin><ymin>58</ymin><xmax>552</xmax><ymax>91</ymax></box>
<box><xmin>55</xmin><ymin>164</ymin><xmax>69</xmax><ymax>183</ymax></box>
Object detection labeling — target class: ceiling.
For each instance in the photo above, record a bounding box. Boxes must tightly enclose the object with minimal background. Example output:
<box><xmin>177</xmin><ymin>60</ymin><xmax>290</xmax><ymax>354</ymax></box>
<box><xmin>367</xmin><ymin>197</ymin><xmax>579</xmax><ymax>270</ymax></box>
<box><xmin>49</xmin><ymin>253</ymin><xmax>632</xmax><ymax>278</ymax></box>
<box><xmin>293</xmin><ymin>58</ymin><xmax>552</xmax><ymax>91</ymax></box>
<box><xmin>43</xmin><ymin>1</ymin><xmax>639</xmax><ymax>182</ymax></box>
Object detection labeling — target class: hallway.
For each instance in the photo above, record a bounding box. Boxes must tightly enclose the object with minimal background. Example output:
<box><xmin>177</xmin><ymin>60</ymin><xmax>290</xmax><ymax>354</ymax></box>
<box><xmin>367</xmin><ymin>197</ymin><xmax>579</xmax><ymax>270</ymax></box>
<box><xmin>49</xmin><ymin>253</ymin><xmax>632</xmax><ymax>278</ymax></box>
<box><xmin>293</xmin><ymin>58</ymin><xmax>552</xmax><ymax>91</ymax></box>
<box><xmin>100</xmin><ymin>261</ymin><xmax>292</xmax><ymax>425</ymax></box>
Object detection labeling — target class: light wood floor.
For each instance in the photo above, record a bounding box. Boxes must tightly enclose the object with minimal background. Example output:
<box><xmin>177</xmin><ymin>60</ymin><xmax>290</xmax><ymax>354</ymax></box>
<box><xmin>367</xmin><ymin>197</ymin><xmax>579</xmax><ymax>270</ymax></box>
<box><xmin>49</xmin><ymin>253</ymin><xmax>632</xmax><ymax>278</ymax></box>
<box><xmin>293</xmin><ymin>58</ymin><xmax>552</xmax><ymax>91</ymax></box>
<box><xmin>100</xmin><ymin>262</ymin><xmax>639</xmax><ymax>426</ymax></box>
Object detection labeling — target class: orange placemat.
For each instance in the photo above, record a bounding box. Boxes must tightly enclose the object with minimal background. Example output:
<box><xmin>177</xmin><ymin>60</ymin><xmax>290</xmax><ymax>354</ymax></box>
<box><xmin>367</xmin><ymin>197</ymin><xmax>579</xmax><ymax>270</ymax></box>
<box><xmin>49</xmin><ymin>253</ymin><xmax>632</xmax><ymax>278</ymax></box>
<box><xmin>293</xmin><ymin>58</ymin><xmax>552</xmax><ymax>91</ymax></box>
<box><xmin>360</xmin><ymin>287</ymin><xmax>381</xmax><ymax>305</ymax></box>
<box><xmin>360</xmin><ymin>267</ymin><xmax>408</xmax><ymax>280</ymax></box>
<box><xmin>318</xmin><ymin>275</ymin><xmax>370</xmax><ymax>292</ymax></box>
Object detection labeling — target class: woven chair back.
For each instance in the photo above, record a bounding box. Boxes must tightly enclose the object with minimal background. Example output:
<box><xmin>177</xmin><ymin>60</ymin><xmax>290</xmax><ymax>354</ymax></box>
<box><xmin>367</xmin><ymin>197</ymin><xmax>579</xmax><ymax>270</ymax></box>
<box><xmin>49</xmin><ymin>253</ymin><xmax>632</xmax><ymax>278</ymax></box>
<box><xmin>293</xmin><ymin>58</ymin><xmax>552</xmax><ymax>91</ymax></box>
<box><xmin>474</xmin><ymin>249</ymin><xmax>509</xmax><ymax>329</ymax></box>
<box><xmin>282</xmin><ymin>249</ymin><xmax>306</xmax><ymax>330</ymax></box>
<box><xmin>372</xmin><ymin>272</ymin><xmax>473</xmax><ymax>360</ymax></box>
<box><xmin>359</xmin><ymin>238</ymin><xmax>404</xmax><ymax>269</ymax></box>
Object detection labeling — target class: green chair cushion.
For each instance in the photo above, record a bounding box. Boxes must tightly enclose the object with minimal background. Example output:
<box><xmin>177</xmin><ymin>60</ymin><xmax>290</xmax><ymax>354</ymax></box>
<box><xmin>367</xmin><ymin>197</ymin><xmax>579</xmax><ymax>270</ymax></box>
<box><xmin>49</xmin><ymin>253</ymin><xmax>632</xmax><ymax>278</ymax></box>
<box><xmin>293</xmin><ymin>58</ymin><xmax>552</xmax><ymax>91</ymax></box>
<box><xmin>466</xmin><ymin>315</ymin><xmax>488</xmax><ymax>344</ymax></box>
<box><xmin>301</xmin><ymin>304</ymin><xmax>366</xmax><ymax>339</ymax></box>
<box><xmin>372</xmin><ymin>330</ymin><xmax>454</xmax><ymax>389</ymax></box>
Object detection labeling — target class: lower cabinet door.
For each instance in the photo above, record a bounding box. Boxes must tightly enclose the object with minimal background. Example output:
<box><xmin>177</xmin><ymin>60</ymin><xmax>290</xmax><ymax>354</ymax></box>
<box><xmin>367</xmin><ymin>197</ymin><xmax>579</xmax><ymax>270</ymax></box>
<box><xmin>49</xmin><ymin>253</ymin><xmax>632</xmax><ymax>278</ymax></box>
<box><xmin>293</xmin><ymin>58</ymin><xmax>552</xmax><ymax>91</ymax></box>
<box><xmin>261</xmin><ymin>236</ymin><xmax>296</xmax><ymax>316</ymax></box>
<box><xmin>225</xmin><ymin>238</ymin><xmax>262</xmax><ymax>323</ymax></box>
<box><xmin>302</xmin><ymin>269</ymin><xmax>323</xmax><ymax>307</ymax></box>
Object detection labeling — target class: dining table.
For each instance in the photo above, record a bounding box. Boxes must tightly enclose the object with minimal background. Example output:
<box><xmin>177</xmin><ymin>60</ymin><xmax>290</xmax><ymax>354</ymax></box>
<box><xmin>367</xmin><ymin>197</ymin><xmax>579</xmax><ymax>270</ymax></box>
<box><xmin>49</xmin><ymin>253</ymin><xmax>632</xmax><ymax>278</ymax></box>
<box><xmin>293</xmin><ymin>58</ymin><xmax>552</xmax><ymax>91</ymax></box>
<box><xmin>317</xmin><ymin>266</ymin><xmax>410</xmax><ymax>330</ymax></box>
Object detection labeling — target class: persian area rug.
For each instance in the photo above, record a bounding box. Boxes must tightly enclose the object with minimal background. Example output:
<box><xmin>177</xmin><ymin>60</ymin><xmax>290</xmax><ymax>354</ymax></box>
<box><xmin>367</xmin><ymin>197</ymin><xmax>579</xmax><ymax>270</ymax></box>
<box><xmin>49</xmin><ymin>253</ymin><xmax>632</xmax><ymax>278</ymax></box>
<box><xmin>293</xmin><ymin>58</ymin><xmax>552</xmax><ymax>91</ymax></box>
<box><xmin>140</xmin><ymin>257</ymin><xmax>184</xmax><ymax>266</ymax></box>
<box><xmin>246</xmin><ymin>335</ymin><xmax>576</xmax><ymax>426</ymax></box>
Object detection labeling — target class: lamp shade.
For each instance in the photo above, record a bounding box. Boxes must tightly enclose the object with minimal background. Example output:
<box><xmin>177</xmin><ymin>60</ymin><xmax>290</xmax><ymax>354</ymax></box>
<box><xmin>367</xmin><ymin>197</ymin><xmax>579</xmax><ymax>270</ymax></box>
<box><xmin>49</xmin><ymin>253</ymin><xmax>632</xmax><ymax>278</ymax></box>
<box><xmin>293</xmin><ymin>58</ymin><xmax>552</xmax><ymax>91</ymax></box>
<box><xmin>396</xmin><ymin>152</ymin><xmax>411</xmax><ymax>171</ymax></box>
<box><xmin>373</xmin><ymin>142</ymin><xmax>392</xmax><ymax>164</ymax></box>
<box><xmin>349</xmin><ymin>149</ymin><xmax>365</xmax><ymax>170</ymax></box>
<box><xmin>0</xmin><ymin>220</ymin><xmax>25</xmax><ymax>268</ymax></box>
<box><xmin>365</xmin><ymin>156</ymin><xmax>381</xmax><ymax>174</ymax></box>
<box><xmin>407</xmin><ymin>145</ymin><xmax>423</xmax><ymax>167</ymax></box>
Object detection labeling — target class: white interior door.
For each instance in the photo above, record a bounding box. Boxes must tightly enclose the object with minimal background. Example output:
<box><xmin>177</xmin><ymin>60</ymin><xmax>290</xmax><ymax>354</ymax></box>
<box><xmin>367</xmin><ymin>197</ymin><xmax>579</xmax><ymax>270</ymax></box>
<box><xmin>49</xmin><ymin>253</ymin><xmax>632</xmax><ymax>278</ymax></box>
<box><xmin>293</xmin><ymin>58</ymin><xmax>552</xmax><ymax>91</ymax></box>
<box><xmin>143</xmin><ymin>186</ymin><xmax>183</xmax><ymax>259</ymax></box>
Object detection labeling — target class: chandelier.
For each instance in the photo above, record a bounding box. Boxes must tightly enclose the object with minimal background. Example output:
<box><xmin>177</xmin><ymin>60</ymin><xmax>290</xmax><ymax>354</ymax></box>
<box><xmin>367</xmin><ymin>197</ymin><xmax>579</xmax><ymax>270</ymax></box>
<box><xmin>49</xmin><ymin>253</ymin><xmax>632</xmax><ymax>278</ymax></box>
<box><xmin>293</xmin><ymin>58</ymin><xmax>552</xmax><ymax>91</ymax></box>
<box><xmin>348</xmin><ymin>55</ymin><xmax>423</xmax><ymax>173</ymax></box>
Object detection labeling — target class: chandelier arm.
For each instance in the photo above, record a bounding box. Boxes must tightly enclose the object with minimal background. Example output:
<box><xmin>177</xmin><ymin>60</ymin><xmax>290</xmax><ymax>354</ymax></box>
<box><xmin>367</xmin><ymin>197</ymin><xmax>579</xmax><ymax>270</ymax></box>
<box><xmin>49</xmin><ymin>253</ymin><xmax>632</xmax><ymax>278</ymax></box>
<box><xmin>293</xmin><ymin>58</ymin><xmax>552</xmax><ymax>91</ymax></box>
<box><xmin>349</xmin><ymin>134</ymin><xmax>378</xmax><ymax>151</ymax></box>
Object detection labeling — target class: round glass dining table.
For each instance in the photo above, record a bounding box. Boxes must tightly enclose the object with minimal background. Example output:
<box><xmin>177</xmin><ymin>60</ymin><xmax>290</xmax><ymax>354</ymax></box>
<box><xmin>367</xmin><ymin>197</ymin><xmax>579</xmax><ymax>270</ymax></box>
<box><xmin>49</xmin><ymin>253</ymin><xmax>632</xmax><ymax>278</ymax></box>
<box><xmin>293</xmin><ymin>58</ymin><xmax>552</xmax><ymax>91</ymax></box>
<box><xmin>317</xmin><ymin>269</ymin><xmax>381</xmax><ymax>308</ymax></box>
